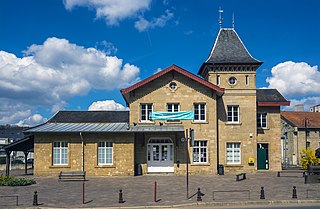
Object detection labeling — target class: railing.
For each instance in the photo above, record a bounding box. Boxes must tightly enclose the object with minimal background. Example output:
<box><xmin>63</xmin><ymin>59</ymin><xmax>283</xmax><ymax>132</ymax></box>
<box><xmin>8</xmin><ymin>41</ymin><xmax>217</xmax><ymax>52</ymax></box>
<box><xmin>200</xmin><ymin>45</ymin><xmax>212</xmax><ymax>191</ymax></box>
<box><xmin>0</xmin><ymin>195</ymin><xmax>19</xmax><ymax>206</ymax></box>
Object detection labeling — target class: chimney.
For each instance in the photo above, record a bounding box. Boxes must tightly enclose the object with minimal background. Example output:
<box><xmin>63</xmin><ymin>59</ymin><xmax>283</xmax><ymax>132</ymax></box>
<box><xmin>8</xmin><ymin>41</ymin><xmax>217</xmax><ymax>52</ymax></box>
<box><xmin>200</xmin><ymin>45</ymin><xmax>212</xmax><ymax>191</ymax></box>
<box><xmin>294</xmin><ymin>104</ymin><xmax>304</xmax><ymax>112</ymax></box>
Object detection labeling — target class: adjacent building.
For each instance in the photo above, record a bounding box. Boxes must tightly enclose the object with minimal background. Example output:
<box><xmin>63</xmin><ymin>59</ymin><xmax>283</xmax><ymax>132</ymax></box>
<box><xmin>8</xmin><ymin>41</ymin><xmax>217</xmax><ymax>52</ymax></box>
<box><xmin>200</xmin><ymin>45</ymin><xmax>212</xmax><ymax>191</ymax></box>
<box><xmin>25</xmin><ymin>27</ymin><xmax>290</xmax><ymax>176</ymax></box>
<box><xmin>281</xmin><ymin>111</ymin><xmax>320</xmax><ymax>166</ymax></box>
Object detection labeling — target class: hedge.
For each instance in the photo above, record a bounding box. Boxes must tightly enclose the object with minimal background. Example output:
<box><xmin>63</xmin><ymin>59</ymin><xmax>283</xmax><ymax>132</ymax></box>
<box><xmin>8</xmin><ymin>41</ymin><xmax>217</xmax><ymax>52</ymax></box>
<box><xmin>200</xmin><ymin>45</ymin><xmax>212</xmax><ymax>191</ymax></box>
<box><xmin>0</xmin><ymin>175</ymin><xmax>36</xmax><ymax>186</ymax></box>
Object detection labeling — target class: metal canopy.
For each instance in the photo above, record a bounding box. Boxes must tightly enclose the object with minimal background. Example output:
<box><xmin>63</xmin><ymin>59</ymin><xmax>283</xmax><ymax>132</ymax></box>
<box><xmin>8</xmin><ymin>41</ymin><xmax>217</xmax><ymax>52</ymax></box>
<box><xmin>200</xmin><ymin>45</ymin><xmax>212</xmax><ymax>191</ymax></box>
<box><xmin>3</xmin><ymin>135</ymin><xmax>34</xmax><ymax>152</ymax></box>
<box><xmin>25</xmin><ymin>122</ymin><xmax>184</xmax><ymax>133</ymax></box>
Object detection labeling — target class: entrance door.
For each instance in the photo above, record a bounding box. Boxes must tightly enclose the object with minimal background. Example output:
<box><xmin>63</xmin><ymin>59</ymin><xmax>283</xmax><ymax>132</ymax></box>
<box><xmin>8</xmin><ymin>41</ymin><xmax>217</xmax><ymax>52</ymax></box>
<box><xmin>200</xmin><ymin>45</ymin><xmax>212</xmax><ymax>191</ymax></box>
<box><xmin>257</xmin><ymin>144</ymin><xmax>269</xmax><ymax>170</ymax></box>
<box><xmin>147</xmin><ymin>138</ymin><xmax>174</xmax><ymax>173</ymax></box>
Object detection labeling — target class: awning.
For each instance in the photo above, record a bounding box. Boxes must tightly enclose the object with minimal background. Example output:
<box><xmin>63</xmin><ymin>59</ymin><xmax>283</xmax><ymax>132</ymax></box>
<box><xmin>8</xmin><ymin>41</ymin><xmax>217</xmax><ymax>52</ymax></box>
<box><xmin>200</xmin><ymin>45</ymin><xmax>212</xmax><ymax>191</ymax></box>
<box><xmin>151</xmin><ymin>111</ymin><xmax>194</xmax><ymax>120</ymax></box>
<box><xmin>3</xmin><ymin>135</ymin><xmax>34</xmax><ymax>152</ymax></box>
<box><xmin>25</xmin><ymin>123</ymin><xmax>184</xmax><ymax>133</ymax></box>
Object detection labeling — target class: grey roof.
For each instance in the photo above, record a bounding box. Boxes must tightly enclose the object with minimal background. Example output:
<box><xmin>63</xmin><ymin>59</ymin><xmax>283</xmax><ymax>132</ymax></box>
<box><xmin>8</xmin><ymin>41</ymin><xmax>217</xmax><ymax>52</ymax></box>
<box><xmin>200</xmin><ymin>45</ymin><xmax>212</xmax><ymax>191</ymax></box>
<box><xmin>205</xmin><ymin>28</ymin><xmax>261</xmax><ymax>64</ymax></box>
<box><xmin>25</xmin><ymin>123</ymin><xmax>129</xmax><ymax>133</ymax></box>
<box><xmin>257</xmin><ymin>89</ymin><xmax>288</xmax><ymax>103</ymax></box>
<box><xmin>25</xmin><ymin>123</ymin><xmax>184</xmax><ymax>133</ymax></box>
<box><xmin>49</xmin><ymin>111</ymin><xmax>129</xmax><ymax>123</ymax></box>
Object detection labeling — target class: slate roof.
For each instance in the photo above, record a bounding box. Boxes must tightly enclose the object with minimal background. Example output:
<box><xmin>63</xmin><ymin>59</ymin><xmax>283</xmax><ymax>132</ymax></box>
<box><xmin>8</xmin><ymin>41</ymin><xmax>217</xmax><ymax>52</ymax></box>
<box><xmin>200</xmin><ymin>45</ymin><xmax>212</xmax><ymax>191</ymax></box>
<box><xmin>206</xmin><ymin>28</ymin><xmax>261</xmax><ymax>64</ymax></box>
<box><xmin>198</xmin><ymin>28</ymin><xmax>262</xmax><ymax>77</ymax></box>
<box><xmin>281</xmin><ymin>111</ymin><xmax>320</xmax><ymax>129</ymax></box>
<box><xmin>48</xmin><ymin>111</ymin><xmax>129</xmax><ymax>123</ymax></box>
<box><xmin>256</xmin><ymin>89</ymin><xmax>290</xmax><ymax>106</ymax></box>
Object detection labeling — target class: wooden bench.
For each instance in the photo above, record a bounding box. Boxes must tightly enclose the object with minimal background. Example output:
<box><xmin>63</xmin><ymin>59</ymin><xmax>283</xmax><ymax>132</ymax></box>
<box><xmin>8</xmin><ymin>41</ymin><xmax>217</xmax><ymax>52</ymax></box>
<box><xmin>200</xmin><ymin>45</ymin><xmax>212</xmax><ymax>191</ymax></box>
<box><xmin>59</xmin><ymin>171</ymin><xmax>86</xmax><ymax>180</ymax></box>
<box><xmin>236</xmin><ymin>173</ymin><xmax>246</xmax><ymax>181</ymax></box>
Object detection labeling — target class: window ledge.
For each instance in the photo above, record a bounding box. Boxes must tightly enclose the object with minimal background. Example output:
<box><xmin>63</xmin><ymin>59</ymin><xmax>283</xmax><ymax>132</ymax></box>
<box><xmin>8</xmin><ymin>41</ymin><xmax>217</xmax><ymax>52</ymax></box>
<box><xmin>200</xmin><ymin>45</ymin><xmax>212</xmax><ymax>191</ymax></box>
<box><xmin>191</xmin><ymin>163</ymin><xmax>210</xmax><ymax>166</ymax></box>
<box><xmin>192</xmin><ymin>121</ymin><xmax>208</xmax><ymax>124</ymax></box>
<box><xmin>49</xmin><ymin>165</ymin><xmax>71</xmax><ymax>168</ymax></box>
<box><xmin>165</xmin><ymin>121</ymin><xmax>182</xmax><ymax>124</ymax></box>
<box><xmin>225</xmin><ymin>122</ymin><xmax>242</xmax><ymax>125</ymax></box>
<box><xmin>224</xmin><ymin>164</ymin><xmax>244</xmax><ymax>167</ymax></box>
<box><xmin>138</xmin><ymin>122</ymin><xmax>155</xmax><ymax>125</ymax></box>
<box><xmin>95</xmin><ymin>165</ymin><xmax>116</xmax><ymax>168</ymax></box>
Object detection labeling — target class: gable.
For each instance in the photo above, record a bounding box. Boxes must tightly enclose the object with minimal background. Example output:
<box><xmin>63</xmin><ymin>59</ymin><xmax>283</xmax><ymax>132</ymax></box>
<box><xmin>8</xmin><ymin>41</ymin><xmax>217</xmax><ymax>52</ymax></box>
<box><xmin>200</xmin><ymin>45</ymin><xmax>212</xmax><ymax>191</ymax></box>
<box><xmin>121</xmin><ymin>65</ymin><xmax>224</xmax><ymax>104</ymax></box>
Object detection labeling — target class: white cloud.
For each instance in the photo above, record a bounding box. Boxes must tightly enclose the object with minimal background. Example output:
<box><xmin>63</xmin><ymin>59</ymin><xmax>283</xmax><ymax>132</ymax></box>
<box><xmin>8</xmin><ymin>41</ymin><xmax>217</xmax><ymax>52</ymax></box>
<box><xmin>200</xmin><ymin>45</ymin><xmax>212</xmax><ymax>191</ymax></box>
<box><xmin>283</xmin><ymin>96</ymin><xmax>320</xmax><ymax>111</ymax></box>
<box><xmin>63</xmin><ymin>0</ymin><xmax>151</xmax><ymax>25</ymax></box>
<box><xmin>135</xmin><ymin>10</ymin><xmax>174</xmax><ymax>32</ymax></box>
<box><xmin>0</xmin><ymin>37</ymin><xmax>140</xmax><ymax>124</ymax></box>
<box><xmin>88</xmin><ymin>100</ymin><xmax>129</xmax><ymax>111</ymax></box>
<box><xmin>16</xmin><ymin>114</ymin><xmax>47</xmax><ymax>127</ymax></box>
<box><xmin>266</xmin><ymin>61</ymin><xmax>320</xmax><ymax>97</ymax></box>
<box><xmin>154</xmin><ymin>67</ymin><xmax>162</xmax><ymax>74</ymax></box>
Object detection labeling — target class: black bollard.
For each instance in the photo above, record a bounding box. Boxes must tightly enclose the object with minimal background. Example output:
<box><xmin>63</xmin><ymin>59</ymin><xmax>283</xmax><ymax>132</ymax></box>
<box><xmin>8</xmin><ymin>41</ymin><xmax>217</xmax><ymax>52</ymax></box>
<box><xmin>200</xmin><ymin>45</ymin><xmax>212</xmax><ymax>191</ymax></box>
<box><xmin>292</xmin><ymin>186</ymin><xmax>297</xmax><ymax>199</ymax></box>
<box><xmin>119</xmin><ymin>189</ymin><xmax>124</xmax><ymax>203</ymax></box>
<box><xmin>260</xmin><ymin>187</ymin><xmax>265</xmax><ymax>199</ymax></box>
<box><xmin>197</xmin><ymin>188</ymin><xmax>202</xmax><ymax>201</ymax></box>
<box><xmin>33</xmin><ymin>191</ymin><xmax>38</xmax><ymax>206</ymax></box>
<box><xmin>277</xmin><ymin>172</ymin><xmax>280</xmax><ymax>177</ymax></box>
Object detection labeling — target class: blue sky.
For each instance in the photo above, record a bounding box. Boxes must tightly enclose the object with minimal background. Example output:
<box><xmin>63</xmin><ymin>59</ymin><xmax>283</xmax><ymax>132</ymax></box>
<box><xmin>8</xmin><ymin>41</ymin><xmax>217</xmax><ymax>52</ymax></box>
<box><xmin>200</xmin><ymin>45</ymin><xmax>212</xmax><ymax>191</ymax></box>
<box><xmin>0</xmin><ymin>0</ymin><xmax>319</xmax><ymax>126</ymax></box>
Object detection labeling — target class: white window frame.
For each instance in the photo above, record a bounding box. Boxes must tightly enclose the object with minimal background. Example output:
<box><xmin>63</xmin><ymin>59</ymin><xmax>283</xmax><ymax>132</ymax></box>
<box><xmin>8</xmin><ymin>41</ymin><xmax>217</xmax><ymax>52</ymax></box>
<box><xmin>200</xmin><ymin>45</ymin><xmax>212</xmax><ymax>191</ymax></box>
<box><xmin>226</xmin><ymin>142</ymin><xmax>241</xmax><ymax>164</ymax></box>
<box><xmin>167</xmin><ymin>103</ymin><xmax>180</xmax><ymax>122</ymax></box>
<box><xmin>53</xmin><ymin>141</ymin><xmax>68</xmax><ymax>165</ymax></box>
<box><xmin>192</xmin><ymin>140</ymin><xmax>208</xmax><ymax>163</ymax></box>
<box><xmin>140</xmin><ymin>103</ymin><xmax>153</xmax><ymax>122</ymax></box>
<box><xmin>194</xmin><ymin>103</ymin><xmax>206</xmax><ymax>122</ymax></box>
<box><xmin>227</xmin><ymin>105</ymin><xmax>239</xmax><ymax>123</ymax></box>
<box><xmin>98</xmin><ymin>141</ymin><xmax>113</xmax><ymax>165</ymax></box>
<box><xmin>257</xmin><ymin>113</ymin><xmax>267</xmax><ymax>128</ymax></box>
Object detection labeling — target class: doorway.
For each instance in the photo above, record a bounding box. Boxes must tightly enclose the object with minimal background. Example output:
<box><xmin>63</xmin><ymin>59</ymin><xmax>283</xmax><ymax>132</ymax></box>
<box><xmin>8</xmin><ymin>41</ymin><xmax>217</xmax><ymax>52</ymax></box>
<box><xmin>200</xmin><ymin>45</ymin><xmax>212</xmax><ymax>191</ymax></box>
<box><xmin>147</xmin><ymin>138</ymin><xmax>174</xmax><ymax>173</ymax></box>
<box><xmin>257</xmin><ymin>143</ymin><xmax>269</xmax><ymax>170</ymax></box>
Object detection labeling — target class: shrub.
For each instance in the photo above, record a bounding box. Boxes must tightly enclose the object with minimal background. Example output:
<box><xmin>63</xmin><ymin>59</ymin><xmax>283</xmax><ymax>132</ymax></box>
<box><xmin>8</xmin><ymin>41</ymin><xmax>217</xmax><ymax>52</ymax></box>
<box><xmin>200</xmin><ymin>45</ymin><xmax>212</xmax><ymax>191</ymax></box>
<box><xmin>300</xmin><ymin>148</ymin><xmax>320</xmax><ymax>170</ymax></box>
<box><xmin>0</xmin><ymin>175</ymin><xmax>36</xmax><ymax>186</ymax></box>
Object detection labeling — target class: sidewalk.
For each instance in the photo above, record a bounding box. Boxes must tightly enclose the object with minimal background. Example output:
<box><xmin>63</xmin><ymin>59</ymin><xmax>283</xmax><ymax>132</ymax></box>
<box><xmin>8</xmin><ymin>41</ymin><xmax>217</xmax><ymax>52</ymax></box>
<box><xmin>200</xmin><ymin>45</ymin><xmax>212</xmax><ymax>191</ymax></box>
<box><xmin>0</xmin><ymin>170</ymin><xmax>319</xmax><ymax>208</ymax></box>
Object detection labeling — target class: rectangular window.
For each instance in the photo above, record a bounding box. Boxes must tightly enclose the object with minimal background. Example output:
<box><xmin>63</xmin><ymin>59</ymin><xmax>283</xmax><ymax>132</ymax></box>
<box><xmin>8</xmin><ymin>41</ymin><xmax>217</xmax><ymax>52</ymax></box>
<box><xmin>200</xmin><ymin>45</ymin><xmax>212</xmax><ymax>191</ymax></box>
<box><xmin>140</xmin><ymin>103</ymin><xmax>153</xmax><ymax>122</ymax></box>
<box><xmin>245</xmin><ymin>75</ymin><xmax>249</xmax><ymax>86</ymax></box>
<box><xmin>227</xmin><ymin>106</ymin><xmax>239</xmax><ymax>123</ymax></box>
<box><xmin>98</xmin><ymin>141</ymin><xmax>113</xmax><ymax>165</ymax></box>
<box><xmin>226</xmin><ymin>142</ymin><xmax>241</xmax><ymax>164</ymax></box>
<box><xmin>167</xmin><ymin>103</ymin><xmax>180</xmax><ymax>122</ymax></box>
<box><xmin>193</xmin><ymin>141</ymin><xmax>208</xmax><ymax>163</ymax></box>
<box><xmin>257</xmin><ymin>113</ymin><xmax>267</xmax><ymax>128</ymax></box>
<box><xmin>194</xmin><ymin>103</ymin><xmax>206</xmax><ymax>121</ymax></box>
<box><xmin>53</xmin><ymin>142</ymin><xmax>68</xmax><ymax>165</ymax></box>
<box><xmin>216</xmin><ymin>75</ymin><xmax>220</xmax><ymax>85</ymax></box>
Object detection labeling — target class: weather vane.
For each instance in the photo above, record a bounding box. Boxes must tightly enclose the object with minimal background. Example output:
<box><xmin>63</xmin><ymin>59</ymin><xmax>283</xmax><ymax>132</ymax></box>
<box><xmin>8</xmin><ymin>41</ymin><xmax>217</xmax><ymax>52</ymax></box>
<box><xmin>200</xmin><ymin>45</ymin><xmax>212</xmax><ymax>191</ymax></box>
<box><xmin>218</xmin><ymin>7</ymin><xmax>223</xmax><ymax>28</ymax></box>
<box><xmin>232</xmin><ymin>13</ymin><xmax>235</xmax><ymax>29</ymax></box>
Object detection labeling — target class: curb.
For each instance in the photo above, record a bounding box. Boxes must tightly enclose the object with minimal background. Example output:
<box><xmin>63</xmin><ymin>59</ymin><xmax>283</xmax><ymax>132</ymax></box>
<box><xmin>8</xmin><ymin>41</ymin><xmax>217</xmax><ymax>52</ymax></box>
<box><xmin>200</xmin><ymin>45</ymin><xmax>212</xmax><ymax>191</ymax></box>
<box><xmin>14</xmin><ymin>199</ymin><xmax>320</xmax><ymax>209</ymax></box>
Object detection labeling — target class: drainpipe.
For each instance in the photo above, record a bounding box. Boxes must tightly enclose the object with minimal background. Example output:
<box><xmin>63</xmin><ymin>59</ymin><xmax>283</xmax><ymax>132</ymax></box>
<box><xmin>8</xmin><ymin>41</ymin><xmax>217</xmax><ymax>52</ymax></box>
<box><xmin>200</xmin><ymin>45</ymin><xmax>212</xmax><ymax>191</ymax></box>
<box><xmin>216</xmin><ymin>94</ymin><xmax>220</xmax><ymax>174</ymax></box>
<box><xmin>80</xmin><ymin>132</ymin><xmax>84</xmax><ymax>172</ymax></box>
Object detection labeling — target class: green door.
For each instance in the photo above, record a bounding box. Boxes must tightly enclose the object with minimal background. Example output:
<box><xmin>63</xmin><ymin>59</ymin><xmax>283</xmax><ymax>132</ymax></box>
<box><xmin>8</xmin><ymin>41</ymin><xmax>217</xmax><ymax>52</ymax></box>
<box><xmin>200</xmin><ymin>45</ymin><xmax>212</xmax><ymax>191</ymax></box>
<box><xmin>257</xmin><ymin>144</ymin><xmax>269</xmax><ymax>170</ymax></box>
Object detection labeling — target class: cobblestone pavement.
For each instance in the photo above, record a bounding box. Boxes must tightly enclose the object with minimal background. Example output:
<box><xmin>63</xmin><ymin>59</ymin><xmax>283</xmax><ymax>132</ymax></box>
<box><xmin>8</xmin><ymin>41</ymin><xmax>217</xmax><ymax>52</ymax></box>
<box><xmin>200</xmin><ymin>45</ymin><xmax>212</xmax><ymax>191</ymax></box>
<box><xmin>0</xmin><ymin>169</ymin><xmax>320</xmax><ymax>208</ymax></box>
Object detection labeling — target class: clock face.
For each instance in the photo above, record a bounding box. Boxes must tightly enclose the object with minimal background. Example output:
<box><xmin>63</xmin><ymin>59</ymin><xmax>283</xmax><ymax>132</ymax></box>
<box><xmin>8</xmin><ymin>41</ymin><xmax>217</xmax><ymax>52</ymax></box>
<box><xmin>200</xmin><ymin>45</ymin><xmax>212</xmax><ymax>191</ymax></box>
<box><xmin>228</xmin><ymin>77</ymin><xmax>237</xmax><ymax>85</ymax></box>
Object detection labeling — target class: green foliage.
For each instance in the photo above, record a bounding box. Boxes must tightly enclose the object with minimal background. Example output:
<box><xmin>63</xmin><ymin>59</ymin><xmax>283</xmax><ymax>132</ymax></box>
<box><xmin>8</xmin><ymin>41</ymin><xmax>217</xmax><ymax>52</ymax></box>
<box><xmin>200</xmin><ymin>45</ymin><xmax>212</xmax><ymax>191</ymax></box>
<box><xmin>300</xmin><ymin>148</ymin><xmax>320</xmax><ymax>170</ymax></box>
<box><xmin>0</xmin><ymin>175</ymin><xmax>36</xmax><ymax>186</ymax></box>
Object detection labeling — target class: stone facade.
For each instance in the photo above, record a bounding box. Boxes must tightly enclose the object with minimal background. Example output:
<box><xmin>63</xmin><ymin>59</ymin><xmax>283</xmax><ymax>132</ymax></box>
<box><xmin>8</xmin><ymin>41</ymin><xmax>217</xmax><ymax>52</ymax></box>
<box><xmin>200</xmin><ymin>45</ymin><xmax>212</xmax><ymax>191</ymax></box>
<box><xmin>34</xmin><ymin>132</ymin><xmax>134</xmax><ymax>176</ymax></box>
<box><xmin>30</xmin><ymin>27</ymin><xmax>288</xmax><ymax>177</ymax></box>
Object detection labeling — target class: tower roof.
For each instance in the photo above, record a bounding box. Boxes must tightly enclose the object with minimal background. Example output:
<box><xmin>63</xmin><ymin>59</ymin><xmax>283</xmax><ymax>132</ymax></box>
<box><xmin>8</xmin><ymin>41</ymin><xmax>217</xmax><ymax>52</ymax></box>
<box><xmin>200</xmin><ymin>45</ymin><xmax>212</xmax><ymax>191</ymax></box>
<box><xmin>198</xmin><ymin>28</ymin><xmax>262</xmax><ymax>76</ymax></box>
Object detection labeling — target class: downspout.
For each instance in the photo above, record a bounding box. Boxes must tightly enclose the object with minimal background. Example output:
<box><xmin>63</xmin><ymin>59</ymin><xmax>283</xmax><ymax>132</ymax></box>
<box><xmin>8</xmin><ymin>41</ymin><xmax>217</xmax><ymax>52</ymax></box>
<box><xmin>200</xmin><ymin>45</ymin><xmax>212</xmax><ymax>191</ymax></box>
<box><xmin>80</xmin><ymin>132</ymin><xmax>84</xmax><ymax>172</ymax></box>
<box><xmin>216</xmin><ymin>94</ymin><xmax>220</xmax><ymax>174</ymax></box>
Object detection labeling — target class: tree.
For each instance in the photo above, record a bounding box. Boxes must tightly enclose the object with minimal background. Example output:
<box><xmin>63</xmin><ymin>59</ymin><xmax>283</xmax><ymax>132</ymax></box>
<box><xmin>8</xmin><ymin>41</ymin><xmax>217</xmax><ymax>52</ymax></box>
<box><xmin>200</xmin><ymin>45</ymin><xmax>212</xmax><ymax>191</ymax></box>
<box><xmin>300</xmin><ymin>148</ymin><xmax>320</xmax><ymax>170</ymax></box>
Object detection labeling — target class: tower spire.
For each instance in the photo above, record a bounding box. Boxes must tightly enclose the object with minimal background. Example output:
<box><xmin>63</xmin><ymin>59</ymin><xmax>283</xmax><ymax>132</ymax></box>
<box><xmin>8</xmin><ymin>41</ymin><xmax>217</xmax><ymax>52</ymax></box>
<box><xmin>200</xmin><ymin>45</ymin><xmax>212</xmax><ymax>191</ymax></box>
<box><xmin>218</xmin><ymin>7</ymin><xmax>223</xmax><ymax>28</ymax></box>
